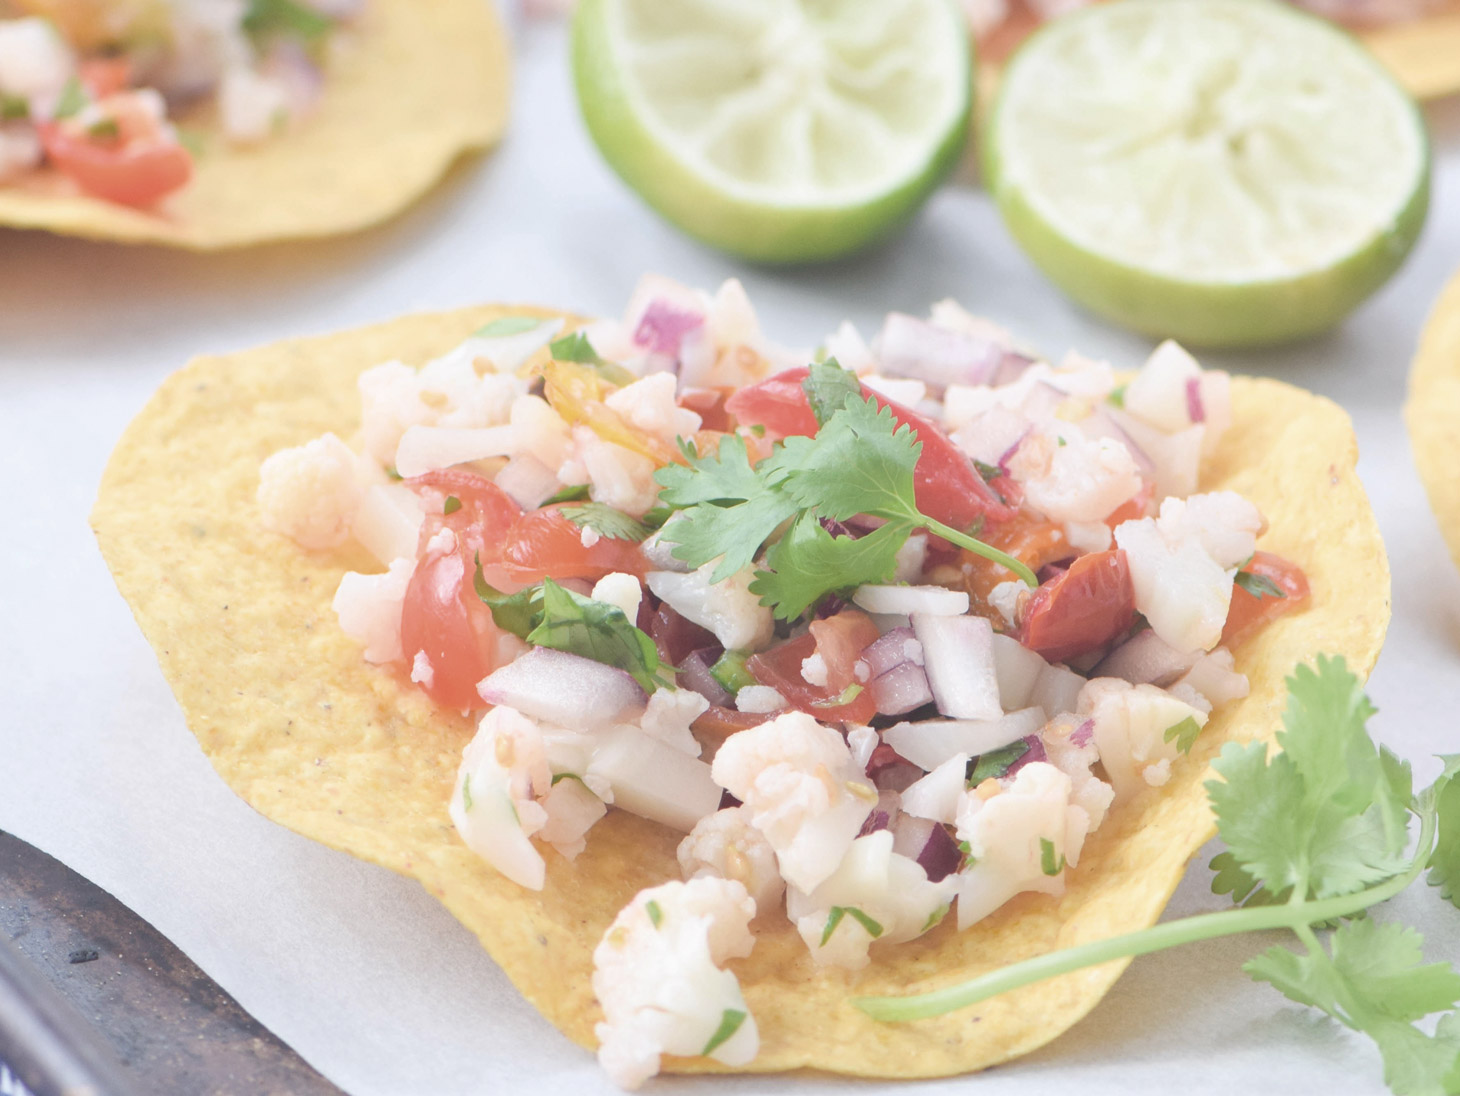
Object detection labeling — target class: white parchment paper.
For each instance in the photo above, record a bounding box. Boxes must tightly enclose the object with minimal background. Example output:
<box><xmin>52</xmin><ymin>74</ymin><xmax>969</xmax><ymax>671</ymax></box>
<box><xmin>2</xmin><ymin>10</ymin><xmax>1459</xmax><ymax>1095</ymax></box>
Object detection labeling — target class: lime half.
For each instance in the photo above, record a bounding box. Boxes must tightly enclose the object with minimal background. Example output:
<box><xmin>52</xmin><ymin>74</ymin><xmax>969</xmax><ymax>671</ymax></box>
<box><xmin>984</xmin><ymin>0</ymin><xmax>1430</xmax><ymax>347</ymax></box>
<box><xmin>572</xmin><ymin>0</ymin><xmax>971</xmax><ymax>264</ymax></box>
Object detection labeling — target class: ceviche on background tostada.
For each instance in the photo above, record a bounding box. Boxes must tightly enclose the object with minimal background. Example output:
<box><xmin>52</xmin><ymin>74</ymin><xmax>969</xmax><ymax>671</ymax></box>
<box><xmin>0</xmin><ymin>0</ymin><xmax>360</xmax><ymax>206</ymax></box>
<box><xmin>255</xmin><ymin>277</ymin><xmax>1315</xmax><ymax>1088</ymax></box>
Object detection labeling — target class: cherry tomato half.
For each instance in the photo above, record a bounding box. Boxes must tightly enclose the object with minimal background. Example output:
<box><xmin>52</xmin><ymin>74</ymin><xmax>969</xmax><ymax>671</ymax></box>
<box><xmin>1018</xmin><ymin>549</ymin><xmax>1135</xmax><ymax>663</ymax></box>
<box><xmin>1222</xmin><ymin>551</ymin><xmax>1309</xmax><ymax>648</ymax></box>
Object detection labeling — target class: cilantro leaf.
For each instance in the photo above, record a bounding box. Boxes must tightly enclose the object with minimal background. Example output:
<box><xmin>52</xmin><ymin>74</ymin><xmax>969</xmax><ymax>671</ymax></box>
<box><xmin>1163</xmin><ymin>715</ymin><xmax>1203</xmax><ymax>755</ymax></box>
<box><xmin>1247</xmin><ymin>920</ymin><xmax>1460</xmax><ymax>1096</ymax></box>
<box><xmin>821</xmin><ymin>905</ymin><xmax>883</xmax><ymax>946</ymax></box>
<box><xmin>1426</xmin><ymin>755</ymin><xmax>1460</xmax><ymax>906</ymax></box>
<box><xmin>655</xmin><ymin>432</ymin><xmax>763</xmax><ymax>507</ymax></box>
<box><xmin>1208</xmin><ymin>656</ymin><xmax>1410</xmax><ymax>902</ymax></box>
<box><xmin>750</xmin><ymin>515</ymin><xmax>907</xmax><ymax>621</ymax></box>
<box><xmin>646</xmin><ymin>899</ymin><xmax>663</xmax><ymax>929</ymax></box>
<box><xmin>663</xmin><ymin>491</ymin><xmax>800</xmax><ymax>583</ymax></box>
<box><xmin>966</xmin><ymin>740</ymin><xmax>1030</xmax><ymax>785</ymax></box>
<box><xmin>473</xmin><ymin>561</ymin><xmax>544</xmax><ymax>637</ymax></box>
<box><xmin>526</xmin><ymin>579</ymin><xmax>669</xmax><ymax>693</ymax></box>
<box><xmin>474</xmin><ymin>568</ymin><xmax>667</xmax><ymax>691</ymax></box>
<box><xmin>1</xmin><ymin>93</ymin><xmax>29</xmax><ymax>121</ymax></box>
<box><xmin>974</xmin><ymin>459</ymin><xmax>1002</xmax><ymax>481</ymax></box>
<box><xmin>773</xmin><ymin>395</ymin><xmax>922</xmax><ymax>523</ymax></box>
<box><xmin>549</xmin><ymin>332</ymin><xmax>636</xmax><ymax>387</ymax></box>
<box><xmin>558</xmin><ymin>502</ymin><xmax>651</xmax><ymax>543</ymax></box>
<box><xmin>802</xmin><ymin>358</ymin><xmax>862</xmax><ymax>426</ymax></box>
<box><xmin>1040</xmin><ymin>837</ymin><xmax>1066</xmax><ymax>876</ymax></box>
<box><xmin>544</xmin><ymin>483</ymin><xmax>590</xmax><ymax>504</ymax></box>
<box><xmin>702</xmin><ymin>1009</ymin><xmax>747</xmax><ymax>1056</ymax></box>
<box><xmin>54</xmin><ymin>77</ymin><xmax>86</xmax><ymax>120</ymax></box>
<box><xmin>244</xmin><ymin>0</ymin><xmax>332</xmax><ymax>43</ymax></box>
<box><xmin>474</xmin><ymin>316</ymin><xmax>543</xmax><ymax>338</ymax></box>
<box><xmin>1236</xmin><ymin>569</ymin><xmax>1287</xmax><ymax>599</ymax></box>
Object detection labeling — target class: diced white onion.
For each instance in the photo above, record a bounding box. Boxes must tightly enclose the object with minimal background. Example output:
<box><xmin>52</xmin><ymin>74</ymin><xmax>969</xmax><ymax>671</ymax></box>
<box><xmin>478</xmin><ymin>648</ymin><xmax>645</xmax><ymax>730</ymax></box>
<box><xmin>853</xmin><ymin>585</ymin><xmax>969</xmax><ymax>617</ymax></box>
<box><xmin>912</xmin><ymin>613</ymin><xmax>1001</xmax><ymax>720</ymax></box>
<box><xmin>588</xmin><ymin>725</ymin><xmax>724</xmax><ymax>833</ymax></box>
<box><xmin>883</xmin><ymin>708</ymin><xmax>1045</xmax><ymax>771</ymax></box>
<box><xmin>394</xmin><ymin>424</ymin><xmax>517</xmax><ymax>479</ymax></box>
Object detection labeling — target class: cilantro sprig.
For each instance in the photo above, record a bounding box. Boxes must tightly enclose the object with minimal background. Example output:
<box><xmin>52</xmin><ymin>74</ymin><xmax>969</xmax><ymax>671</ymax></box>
<box><xmin>473</xmin><ymin>565</ymin><xmax>670</xmax><ymax>692</ymax></box>
<box><xmin>655</xmin><ymin>362</ymin><xmax>1037</xmax><ymax>621</ymax></box>
<box><xmin>855</xmin><ymin>656</ymin><xmax>1460</xmax><ymax>1096</ymax></box>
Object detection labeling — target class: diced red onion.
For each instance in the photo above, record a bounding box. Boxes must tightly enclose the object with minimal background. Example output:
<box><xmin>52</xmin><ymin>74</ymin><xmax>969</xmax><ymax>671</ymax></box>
<box><xmin>883</xmin><ymin>708</ymin><xmax>1046</xmax><ymax>771</ymax></box>
<box><xmin>1003</xmin><ymin>734</ymin><xmax>1047</xmax><ymax>778</ymax></box>
<box><xmin>860</xmin><ymin>627</ymin><xmax>919</xmax><ymax>677</ymax></box>
<box><xmin>477</xmin><ymin>647</ymin><xmax>645</xmax><ymax>730</ymax></box>
<box><xmin>903</xmin><ymin>817</ymin><xmax>961</xmax><ymax>883</ymax></box>
<box><xmin>869</xmin><ymin>660</ymin><xmax>934</xmax><ymax>716</ymax></box>
<box><xmin>912</xmin><ymin>613</ymin><xmax>1001</xmax><ymax>720</ymax></box>
<box><xmin>858</xmin><ymin>809</ymin><xmax>892</xmax><ymax>837</ymax></box>
<box><xmin>678</xmin><ymin>646</ymin><xmax>733</xmax><ymax>708</ymax></box>
<box><xmin>633</xmin><ymin>299</ymin><xmax>704</xmax><ymax>358</ymax></box>
<box><xmin>867</xmin><ymin>743</ymin><xmax>923</xmax><ymax>792</ymax></box>
<box><xmin>1094</xmin><ymin>629</ymin><xmax>1198</xmax><ymax>686</ymax></box>
<box><xmin>1070</xmin><ymin>719</ymin><xmax>1094</xmax><ymax>748</ymax></box>
<box><xmin>1185</xmin><ymin>377</ymin><xmax>1206</xmax><ymax>423</ymax></box>
<box><xmin>1082</xmin><ymin>406</ymin><xmax>1157</xmax><ymax>482</ymax></box>
<box><xmin>872</xmin><ymin>313</ymin><xmax>1002</xmax><ymax>393</ymax></box>
<box><xmin>891</xmin><ymin>813</ymin><xmax>934</xmax><ymax>860</ymax></box>
<box><xmin>646</xmin><ymin>603</ymin><xmax>717</xmax><ymax>665</ymax></box>
<box><xmin>993</xmin><ymin>351</ymin><xmax>1038</xmax><ymax>387</ymax></box>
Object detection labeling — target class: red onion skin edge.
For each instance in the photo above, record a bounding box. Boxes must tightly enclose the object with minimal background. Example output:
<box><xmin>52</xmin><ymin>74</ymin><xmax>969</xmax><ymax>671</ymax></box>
<box><xmin>1004</xmin><ymin>735</ymin><xmax>1047</xmax><ymax>778</ymax></box>
<box><xmin>917</xmin><ymin>823</ymin><xmax>962</xmax><ymax>883</ymax></box>
<box><xmin>634</xmin><ymin>299</ymin><xmax>704</xmax><ymax>357</ymax></box>
<box><xmin>1186</xmin><ymin>377</ymin><xmax>1206</xmax><ymax>423</ymax></box>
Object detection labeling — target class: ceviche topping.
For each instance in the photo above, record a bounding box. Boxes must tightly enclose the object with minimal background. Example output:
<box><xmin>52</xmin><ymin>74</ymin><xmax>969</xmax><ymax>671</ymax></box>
<box><xmin>0</xmin><ymin>0</ymin><xmax>358</xmax><ymax>204</ymax></box>
<box><xmin>259</xmin><ymin>276</ymin><xmax>1310</xmax><ymax>1089</ymax></box>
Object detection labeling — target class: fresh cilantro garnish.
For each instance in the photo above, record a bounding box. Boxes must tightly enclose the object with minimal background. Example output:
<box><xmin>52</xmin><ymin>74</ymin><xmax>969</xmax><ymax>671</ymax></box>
<box><xmin>752</xmin><ymin>514</ymin><xmax>905</xmax><ymax>621</ymax></box>
<box><xmin>443</xmin><ymin>495</ymin><xmax>462</xmax><ymax>515</ymax></box>
<box><xmin>86</xmin><ymin>117</ymin><xmax>120</xmax><ymax>141</ymax></box>
<box><xmin>646</xmin><ymin>900</ymin><xmax>663</xmax><ymax>929</ymax></box>
<box><xmin>1236</xmin><ymin>570</ymin><xmax>1287</xmax><ymax>599</ymax></box>
<box><xmin>1427</xmin><ymin>755</ymin><xmax>1460</xmax><ymax>902</ymax></box>
<box><xmin>473</xmin><ymin>566</ymin><xmax>669</xmax><ymax>692</ymax></box>
<box><xmin>802</xmin><ymin>358</ymin><xmax>862</xmax><ymax>427</ymax></box>
<box><xmin>821</xmin><ymin>905</ymin><xmax>884</xmax><ymax>946</ymax></box>
<box><xmin>544</xmin><ymin>483</ymin><xmax>591</xmax><ymax>504</ymax></box>
<box><xmin>176</xmin><ymin>128</ymin><xmax>207</xmax><ymax>159</ymax></box>
<box><xmin>385</xmin><ymin>466</ymin><xmax>403</xmax><ymax>481</ymax></box>
<box><xmin>54</xmin><ymin>77</ymin><xmax>86</xmax><ymax>120</ymax></box>
<box><xmin>656</xmin><ymin>392</ymin><xmax>1037</xmax><ymax>620</ymax></box>
<box><xmin>974</xmin><ymin>459</ymin><xmax>1003</xmax><ymax>482</ymax></box>
<box><xmin>474</xmin><ymin>316</ymin><xmax>543</xmax><ymax>338</ymax></box>
<box><xmin>966</xmin><ymin>741</ymin><xmax>1030</xmax><ymax>785</ymax></box>
<box><xmin>923</xmin><ymin>904</ymin><xmax>950</xmax><ymax>933</ymax></box>
<box><xmin>702</xmin><ymin>1009</ymin><xmax>747</xmax><ymax>1056</ymax></box>
<box><xmin>460</xmin><ymin>773</ymin><xmax>473</xmax><ymax>812</ymax></box>
<box><xmin>1163</xmin><ymin>715</ymin><xmax>1203</xmax><ymax>755</ymax></box>
<box><xmin>1108</xmin><ymin>383</ymin><xmax>1128</xmax><ymax>409</ymax></box>
<box><xmin>549</xmin><ymin>772</ymin><xmax>584</xmax><ymax>786</ymax></box>
<box><xmin>1</xmin><ymin>94</ymin><xmax>28</xmax><ymax>121</ymax></box>
<box><xmin>812</xmin><ymin>682</ymin><xmax>865</xmax><ymax>709</ymax></box>
<box><xmin>855</xmin><ymin>655</ymin><xmax>1460</xmax><ymax>1096</ymax></box>
<box><xmin>1039</xmin><ymin>837</ymin><xmax>1066</xmax><ymax>877</ymax></box>
<box><xmin>243</xmin><ymin>0</ymin><xmax>332</xmax><ymax>43</ymax></box>
<box><xmin>709</xmin><ymin>650</ymin><xmax>755</xmax><ymax>694</ymax></box>
<box><xmin>557</xmin><ymin>502</ymin><xmax>651</xmax><ymax>543</ymax></box>
<box><xmin>549</xmin><ymin>332</ymin><xmax>636</xmax><ymax>387</ymax></box>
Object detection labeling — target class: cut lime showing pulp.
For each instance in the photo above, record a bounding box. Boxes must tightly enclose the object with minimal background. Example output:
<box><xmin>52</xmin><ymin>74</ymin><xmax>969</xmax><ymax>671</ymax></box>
<box><xmin>572</xmin><ymin>0</ymin><xmax>971</xmax><ymax>264</ymax></box>
<box><xmin>983</xmin><ymin>0</ymin><xmax>1430</xmax><ymax>347</ymax></box>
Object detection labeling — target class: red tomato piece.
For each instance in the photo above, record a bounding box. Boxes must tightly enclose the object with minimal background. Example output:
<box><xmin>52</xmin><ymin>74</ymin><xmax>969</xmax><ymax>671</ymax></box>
<box><xmin>1018</xmin><ymin>549</ymin><xmax>1136</xmax><ymax>663</ymax></box>
<box><xmin>79</xmin><ymin>57</ymin><xmax>132</xmax><ymax>99</ymax></box>
<box><xmin>492</xmin><ymin>505</ymin><xmax>648</xmax><ymax>588</ymax></box>
<box><xmin>1222</xmin><ymin>551</ymin><xmax>1309</xmax><ymax>648</ymax></box>
<box><xmin>724</xmin><ymin>367</ymin><xmax>1015</xmax><ymax>529</ymax></box>
<box><xmin>408</xmin><ymin>469</ymin><xmax>522</xmax><ymax>568</ymax></box>
<box><xmin>808</xmin><ymin>609</ymin><xmax>882</xmax><ymax>694</ymax></box>
<box><xmin>39</xmin><ymin>94</ymin><xmax>191</xmax><ymax>207</ymax></box>
<box><xmin>400</xmin><ymin>534</ymin><xmax>502</xmax><ymax>711</ymax></box>
<box><xmin>747</xmin><ymin>622</ymin><xmax>878</xmax><ymax>724</ymax></box>
<box><xmin>959</xmin><ymin>514</ymin><xmax>1071</xmax><ymax>620</ymax></box>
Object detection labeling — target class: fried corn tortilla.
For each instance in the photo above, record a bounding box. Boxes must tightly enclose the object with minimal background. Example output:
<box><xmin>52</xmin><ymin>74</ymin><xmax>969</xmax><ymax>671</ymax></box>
<box><xmin>92</xmin><ymin>307</ymin><xmax>1389</xmax><ymax>1078</ymax></box>
<box><xmin>1406</xmin><ymin>268</ymin><xmax>1460</xmax><ymax>572</ymax></box>
<box><xmin>0</xmin><ymin>0</ymin><xmax>509</xmax><ymax>249</ymax></box>
<box><xmin>975</xmin><ymin>2</ymin><xmax>1460</xmax><ymax>104</ymax></box>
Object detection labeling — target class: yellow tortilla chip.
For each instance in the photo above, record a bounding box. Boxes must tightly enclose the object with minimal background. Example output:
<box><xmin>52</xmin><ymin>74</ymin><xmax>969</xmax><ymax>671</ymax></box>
<box><xmin>1407</xmin><ymin>268</ymin><xmax>1460</xmax><ymax>571</ymax></box>
<box><xmin>91</xmin><ymin>307</ymin><xmax>1389</xmax><ymax>1078</ymax></box>
<box><xmin>0</xmin><ymin>0</ymin><xmax>509</xmax><ymax>248</ymax></box>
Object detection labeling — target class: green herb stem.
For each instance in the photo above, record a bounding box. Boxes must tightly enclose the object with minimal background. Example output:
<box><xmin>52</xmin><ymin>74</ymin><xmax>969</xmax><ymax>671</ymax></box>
<box><xmin>921</xmin><ymin>517</ymin><xmax>1038</xmax><ymax>587</ymax></box>
<box><xmin>855</xmin><ymin>809</ymin><xmax>1437</xmax><ymax>1023</ymax></box>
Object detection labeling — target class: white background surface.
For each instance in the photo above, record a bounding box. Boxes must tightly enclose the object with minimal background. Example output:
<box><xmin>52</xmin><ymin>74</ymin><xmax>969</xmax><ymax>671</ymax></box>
<box><xmin>3</xmin><ymin>9</ymin><xmax>1460</xmax><ymax>1095</ymax></box>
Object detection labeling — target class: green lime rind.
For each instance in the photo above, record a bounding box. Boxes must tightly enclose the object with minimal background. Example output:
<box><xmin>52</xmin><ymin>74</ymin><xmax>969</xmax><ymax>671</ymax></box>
<box><xmin>982</xmin><ymin>1</ymin><xmax>1431</xmax><ymax>348</ymax></box>
<box><xmin>571</xmin><ymin>0</ymin><xmax>973</xmax><ymax>266</ymax></box>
